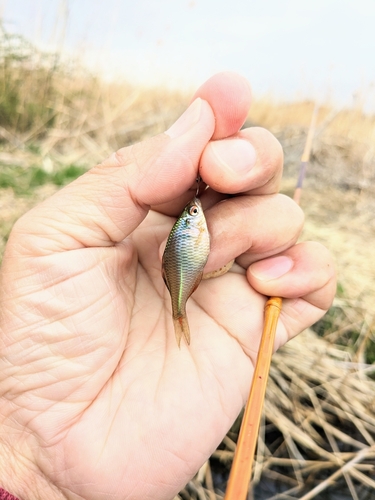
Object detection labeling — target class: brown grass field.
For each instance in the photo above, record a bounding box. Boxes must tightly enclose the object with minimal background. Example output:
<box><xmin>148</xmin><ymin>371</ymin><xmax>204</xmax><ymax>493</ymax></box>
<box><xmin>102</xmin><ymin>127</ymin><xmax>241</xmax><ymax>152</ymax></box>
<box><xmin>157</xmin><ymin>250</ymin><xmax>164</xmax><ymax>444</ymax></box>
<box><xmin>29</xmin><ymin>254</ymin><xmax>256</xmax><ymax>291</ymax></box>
<box><xmin>0</xmin><ymin>31</ymin><xmax>375</xmax><ymax>499</ymax></box>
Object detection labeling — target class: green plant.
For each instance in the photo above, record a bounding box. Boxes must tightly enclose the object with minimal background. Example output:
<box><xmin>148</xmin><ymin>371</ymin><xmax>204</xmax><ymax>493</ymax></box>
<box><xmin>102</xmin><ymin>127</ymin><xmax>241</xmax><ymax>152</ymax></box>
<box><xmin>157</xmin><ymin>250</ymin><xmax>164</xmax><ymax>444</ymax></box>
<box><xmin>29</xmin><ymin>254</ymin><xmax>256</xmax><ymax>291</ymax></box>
<box><xmin>0</xmin><ymin>163</ymin><xmax>87</xmax><ymax>195</ymax></box>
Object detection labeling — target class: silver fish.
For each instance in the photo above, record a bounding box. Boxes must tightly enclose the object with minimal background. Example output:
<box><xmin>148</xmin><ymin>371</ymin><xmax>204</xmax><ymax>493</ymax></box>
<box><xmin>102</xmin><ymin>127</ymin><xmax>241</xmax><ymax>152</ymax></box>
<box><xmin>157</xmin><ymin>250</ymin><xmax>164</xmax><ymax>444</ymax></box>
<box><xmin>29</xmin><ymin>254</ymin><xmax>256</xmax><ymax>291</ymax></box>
<box><xmin>162</xmin><ymin>197</ymin><xmax>210</xmax><ymax>346</ymax></box>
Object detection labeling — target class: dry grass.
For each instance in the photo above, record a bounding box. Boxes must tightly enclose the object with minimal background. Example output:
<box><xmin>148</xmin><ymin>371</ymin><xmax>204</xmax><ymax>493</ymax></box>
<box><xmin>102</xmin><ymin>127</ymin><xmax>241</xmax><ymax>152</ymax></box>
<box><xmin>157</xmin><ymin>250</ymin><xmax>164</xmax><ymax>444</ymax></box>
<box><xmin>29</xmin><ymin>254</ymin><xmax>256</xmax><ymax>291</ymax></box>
<box><xmin>1</xmin><ymin>73</ymin><xmax>185</xmax><ymax>164</ymax></box>
<box><xmin>251</xmin><ymin>99</ymin><xmax>375</xmax><ymax>193</ymax></box>
<box><xmin>178</xmin><ymin>329</ymin><xmax>375</xmax><ymax>499</ymax></box>
<box><xmin>1</xmin><ymin>31</ymin><xmax>375</xmax><ymax>499</ymax></box>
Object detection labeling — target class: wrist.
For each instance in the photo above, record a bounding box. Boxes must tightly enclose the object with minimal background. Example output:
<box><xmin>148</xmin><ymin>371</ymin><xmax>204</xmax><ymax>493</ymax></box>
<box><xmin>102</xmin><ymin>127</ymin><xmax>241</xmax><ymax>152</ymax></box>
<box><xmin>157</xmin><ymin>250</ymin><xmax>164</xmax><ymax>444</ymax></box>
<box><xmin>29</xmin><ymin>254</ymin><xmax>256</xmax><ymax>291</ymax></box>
<box><xmin>0</xmin><ymin>421</ymin><xmax>65</xmax><ymax>500</ymax></box>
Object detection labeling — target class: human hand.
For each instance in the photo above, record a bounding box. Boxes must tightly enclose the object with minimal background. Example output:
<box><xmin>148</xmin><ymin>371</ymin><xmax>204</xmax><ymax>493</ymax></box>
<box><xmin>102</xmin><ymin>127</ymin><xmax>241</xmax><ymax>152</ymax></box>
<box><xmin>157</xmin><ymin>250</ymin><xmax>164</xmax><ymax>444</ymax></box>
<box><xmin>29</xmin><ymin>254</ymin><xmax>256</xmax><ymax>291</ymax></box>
<box><xmin>0</xmin><ymin>72</ymin><xmax>336</xmax><ymax>500</ymax></box>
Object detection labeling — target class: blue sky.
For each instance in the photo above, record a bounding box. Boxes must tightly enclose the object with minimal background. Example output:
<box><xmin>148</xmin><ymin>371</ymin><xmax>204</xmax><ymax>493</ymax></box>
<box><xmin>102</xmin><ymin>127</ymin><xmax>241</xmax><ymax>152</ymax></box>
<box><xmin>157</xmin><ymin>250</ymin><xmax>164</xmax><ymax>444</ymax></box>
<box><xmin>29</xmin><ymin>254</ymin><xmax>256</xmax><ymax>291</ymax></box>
<box><xmin>2</xmin><ymin>0</ymin><xmax>375</xmax><ymax>108</ymax></box>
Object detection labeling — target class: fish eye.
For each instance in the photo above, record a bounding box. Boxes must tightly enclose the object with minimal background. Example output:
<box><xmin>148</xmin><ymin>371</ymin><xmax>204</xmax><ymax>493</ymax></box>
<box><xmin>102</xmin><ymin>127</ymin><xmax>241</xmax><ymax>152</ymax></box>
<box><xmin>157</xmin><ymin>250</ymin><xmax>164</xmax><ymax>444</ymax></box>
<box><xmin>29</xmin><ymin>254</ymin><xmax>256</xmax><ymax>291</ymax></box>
<box><xmin>189</xmin><ymin>205</ymin><xmax>199</xmax><ymax>216</ymax></box>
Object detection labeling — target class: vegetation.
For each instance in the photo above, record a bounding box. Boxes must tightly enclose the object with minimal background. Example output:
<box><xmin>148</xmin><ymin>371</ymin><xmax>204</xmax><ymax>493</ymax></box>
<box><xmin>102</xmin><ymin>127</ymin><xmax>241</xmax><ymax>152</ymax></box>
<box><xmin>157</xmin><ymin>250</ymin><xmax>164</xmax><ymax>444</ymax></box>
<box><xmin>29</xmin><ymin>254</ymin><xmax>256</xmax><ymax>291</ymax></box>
<box><xmin>0</xmin><ymin>24</ymin><xmax>374</xmax><ymax>500</ymax></box>
<box><xmin>0</xmin><ymin>25</ymin><xmax>59</xmax><ymax>132</ymax></box>
<box><xmin>0</xmin><ymin>163</ymin><xmax>87</xmax><ymax>194</ymax></box>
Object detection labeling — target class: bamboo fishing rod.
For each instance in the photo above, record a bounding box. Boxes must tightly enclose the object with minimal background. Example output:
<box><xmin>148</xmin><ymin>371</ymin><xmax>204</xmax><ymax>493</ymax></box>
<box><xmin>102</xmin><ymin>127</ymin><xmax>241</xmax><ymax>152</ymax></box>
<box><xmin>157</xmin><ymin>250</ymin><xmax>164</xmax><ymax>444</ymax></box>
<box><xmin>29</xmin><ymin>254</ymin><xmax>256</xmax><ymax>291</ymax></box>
<box><xmin>224</xmin><ymin>104</ymin><xmax>319</xmax><ymax>500</ymax></box>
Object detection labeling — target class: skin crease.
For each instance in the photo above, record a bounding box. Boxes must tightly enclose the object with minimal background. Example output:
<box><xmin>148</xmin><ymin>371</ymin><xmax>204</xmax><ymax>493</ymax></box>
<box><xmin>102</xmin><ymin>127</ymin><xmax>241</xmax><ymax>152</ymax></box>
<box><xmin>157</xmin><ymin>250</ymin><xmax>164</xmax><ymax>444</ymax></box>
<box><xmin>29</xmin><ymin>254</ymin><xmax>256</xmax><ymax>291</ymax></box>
<box><xmin>0</xmin><ymin>72</ymin><xmax>336</xmax><ymax>500</ymax></box>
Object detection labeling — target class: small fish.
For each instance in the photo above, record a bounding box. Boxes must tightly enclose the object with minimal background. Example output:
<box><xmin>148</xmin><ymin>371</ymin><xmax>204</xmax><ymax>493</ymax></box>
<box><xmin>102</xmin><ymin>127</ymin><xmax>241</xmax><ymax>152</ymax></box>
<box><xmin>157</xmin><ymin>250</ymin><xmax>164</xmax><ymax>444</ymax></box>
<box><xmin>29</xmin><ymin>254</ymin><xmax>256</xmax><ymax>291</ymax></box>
<box><xmin>162</xmin><ymin>197</ymin><xmax>210</xmax><ymax>346</ymax></box>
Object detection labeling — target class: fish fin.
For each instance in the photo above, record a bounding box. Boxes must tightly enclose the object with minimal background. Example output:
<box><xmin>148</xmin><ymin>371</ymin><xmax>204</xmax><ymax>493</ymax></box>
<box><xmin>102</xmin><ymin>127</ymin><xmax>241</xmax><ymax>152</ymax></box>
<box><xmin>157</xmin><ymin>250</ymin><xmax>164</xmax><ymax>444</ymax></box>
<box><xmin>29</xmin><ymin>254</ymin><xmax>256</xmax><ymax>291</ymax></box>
<box><xmin>202</xmin><ymin>260</ymin><xmax>234</xmax><ymax>280</ymax></box>
<box><xmin>173</xmin><ymin>315</ymin><xmax>191</xmax><ymax>347</ymax></box>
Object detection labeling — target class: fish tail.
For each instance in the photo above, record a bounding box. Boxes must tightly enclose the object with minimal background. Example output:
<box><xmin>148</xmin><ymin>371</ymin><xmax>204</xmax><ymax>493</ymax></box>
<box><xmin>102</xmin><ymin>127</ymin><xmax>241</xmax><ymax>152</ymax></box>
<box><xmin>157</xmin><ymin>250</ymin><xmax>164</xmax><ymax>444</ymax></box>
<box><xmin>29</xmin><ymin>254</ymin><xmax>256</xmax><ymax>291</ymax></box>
<box><xmin>173</xmin><ymin>315</ymin><xmax>191</xmax><ymax>347</ymax></box>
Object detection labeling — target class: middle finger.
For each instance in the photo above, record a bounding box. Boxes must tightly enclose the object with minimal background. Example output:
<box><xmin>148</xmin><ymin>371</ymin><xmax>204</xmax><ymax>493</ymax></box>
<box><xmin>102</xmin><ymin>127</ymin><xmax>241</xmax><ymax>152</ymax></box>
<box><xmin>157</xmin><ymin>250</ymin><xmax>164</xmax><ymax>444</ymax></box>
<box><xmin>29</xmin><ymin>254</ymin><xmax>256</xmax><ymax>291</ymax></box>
<box><xmin>203</xmin><ymin>193</ymin><xmax>304</xmax><ymax>275</ymax></box>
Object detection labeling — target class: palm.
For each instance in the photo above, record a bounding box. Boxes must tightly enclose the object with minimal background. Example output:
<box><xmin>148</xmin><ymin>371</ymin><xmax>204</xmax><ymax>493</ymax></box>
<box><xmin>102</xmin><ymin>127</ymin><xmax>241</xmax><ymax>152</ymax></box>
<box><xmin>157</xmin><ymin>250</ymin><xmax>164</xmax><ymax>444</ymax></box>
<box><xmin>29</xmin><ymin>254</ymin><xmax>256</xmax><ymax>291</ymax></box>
<box><xmin>12</xmin><ymin>207</ymin><xmax>261</xmax><ymax>500</ymax></box>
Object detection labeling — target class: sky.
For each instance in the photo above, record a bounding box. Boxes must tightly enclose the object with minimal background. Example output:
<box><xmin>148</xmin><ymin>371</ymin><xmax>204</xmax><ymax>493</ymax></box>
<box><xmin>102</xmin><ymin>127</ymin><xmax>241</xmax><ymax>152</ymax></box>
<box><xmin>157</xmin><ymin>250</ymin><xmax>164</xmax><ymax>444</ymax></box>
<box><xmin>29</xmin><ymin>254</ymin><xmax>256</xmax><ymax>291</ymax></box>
<box><xmin>2</xmin><ymin>0</ymin><xmax>375</xmax><ymax>109</ymax></box>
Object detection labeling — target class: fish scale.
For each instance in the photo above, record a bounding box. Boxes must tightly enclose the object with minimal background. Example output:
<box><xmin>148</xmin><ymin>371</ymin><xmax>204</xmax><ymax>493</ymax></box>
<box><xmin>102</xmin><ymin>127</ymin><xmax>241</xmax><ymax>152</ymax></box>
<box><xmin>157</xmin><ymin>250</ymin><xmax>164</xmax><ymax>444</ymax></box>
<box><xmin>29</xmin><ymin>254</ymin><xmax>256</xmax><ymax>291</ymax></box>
<box><xmin>162</xmin><ymin>197</ymin><xmax>210</xmax><ymax>346</ymax></box>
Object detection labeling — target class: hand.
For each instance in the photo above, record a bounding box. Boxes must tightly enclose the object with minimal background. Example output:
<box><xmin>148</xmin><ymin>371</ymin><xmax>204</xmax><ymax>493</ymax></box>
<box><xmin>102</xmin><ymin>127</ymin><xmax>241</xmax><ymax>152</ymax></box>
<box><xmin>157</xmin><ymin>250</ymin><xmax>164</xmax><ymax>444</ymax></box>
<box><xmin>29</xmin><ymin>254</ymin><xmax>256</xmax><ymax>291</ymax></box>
<box><xmin>0</xmin><ymin>72</ymin><xmax>336</xmax><ymax>500</ymax></box>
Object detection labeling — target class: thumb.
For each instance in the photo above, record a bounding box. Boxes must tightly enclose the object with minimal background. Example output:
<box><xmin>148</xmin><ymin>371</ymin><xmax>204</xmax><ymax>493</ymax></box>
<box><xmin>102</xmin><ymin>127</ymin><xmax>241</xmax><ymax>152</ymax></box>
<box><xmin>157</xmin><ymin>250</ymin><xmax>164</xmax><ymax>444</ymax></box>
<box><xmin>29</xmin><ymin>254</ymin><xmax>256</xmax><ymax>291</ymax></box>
<box><xmin>12</xmin><ymin>98</ymin><xmax>215</xmax><ymax>254</ymax></box>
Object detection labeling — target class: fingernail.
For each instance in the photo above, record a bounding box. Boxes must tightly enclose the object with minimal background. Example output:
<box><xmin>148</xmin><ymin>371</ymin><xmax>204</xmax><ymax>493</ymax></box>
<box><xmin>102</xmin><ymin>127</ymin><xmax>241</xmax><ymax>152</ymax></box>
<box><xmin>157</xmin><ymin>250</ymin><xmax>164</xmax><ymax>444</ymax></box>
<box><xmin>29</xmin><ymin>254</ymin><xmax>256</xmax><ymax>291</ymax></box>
<box><xmin>250</xmin><ymin>256</ymin><xmax>294</xmax><ymax>281</ymax></box>
<box><xmin>211</xmin><ymin>139</ymin><xmax>257</xmax><ymax>174</ymax></box>
<box><xmin>166</xmin><ymin>98</ymin><xmax>202</xmax><ymax>138</ymax></box>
